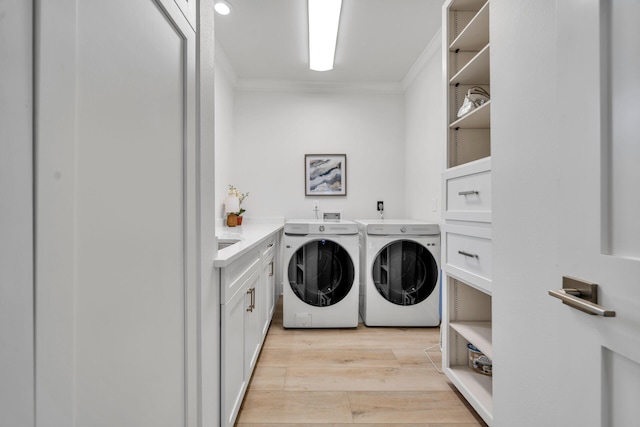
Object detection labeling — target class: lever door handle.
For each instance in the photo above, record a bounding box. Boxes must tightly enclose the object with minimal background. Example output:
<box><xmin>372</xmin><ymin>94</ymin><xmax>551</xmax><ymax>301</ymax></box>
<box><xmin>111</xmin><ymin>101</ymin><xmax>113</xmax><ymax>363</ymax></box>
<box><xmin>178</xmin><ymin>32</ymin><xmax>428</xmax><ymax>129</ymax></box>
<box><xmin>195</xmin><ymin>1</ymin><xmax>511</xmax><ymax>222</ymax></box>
<box><xmin>458</xmin><ymin>190</ymin><xmax>479</xmax><ymax>196</ymax></box>
<box><xmin>549</xmin><ymin>276</ymin><xmax>616</xmax><ymax>317</ymax></box>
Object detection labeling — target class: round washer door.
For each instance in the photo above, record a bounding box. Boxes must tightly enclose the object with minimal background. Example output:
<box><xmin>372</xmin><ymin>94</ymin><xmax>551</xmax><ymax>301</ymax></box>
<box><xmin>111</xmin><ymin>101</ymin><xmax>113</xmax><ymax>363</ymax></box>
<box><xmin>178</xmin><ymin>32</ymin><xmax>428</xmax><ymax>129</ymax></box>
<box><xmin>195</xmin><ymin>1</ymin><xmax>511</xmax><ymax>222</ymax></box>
<box><xmin>287</xmin><ymin>239</ymin><xmax>355</xmax><ymax>307</ymax></box>
<box><xmin>371</xmin><ymin>240</ymin><xmax>438</xmax><ymax>306</ymax></box>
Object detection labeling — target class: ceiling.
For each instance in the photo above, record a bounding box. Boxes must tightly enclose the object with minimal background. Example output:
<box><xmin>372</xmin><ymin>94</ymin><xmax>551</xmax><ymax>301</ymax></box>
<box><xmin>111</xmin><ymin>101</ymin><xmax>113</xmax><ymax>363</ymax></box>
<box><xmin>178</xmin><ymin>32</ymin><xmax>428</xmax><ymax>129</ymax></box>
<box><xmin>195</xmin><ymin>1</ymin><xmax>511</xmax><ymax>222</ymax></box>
<box><xmin>214</xmin><ymin>0</ymin><xmax>445</xmax><ymax>84</ymax></box>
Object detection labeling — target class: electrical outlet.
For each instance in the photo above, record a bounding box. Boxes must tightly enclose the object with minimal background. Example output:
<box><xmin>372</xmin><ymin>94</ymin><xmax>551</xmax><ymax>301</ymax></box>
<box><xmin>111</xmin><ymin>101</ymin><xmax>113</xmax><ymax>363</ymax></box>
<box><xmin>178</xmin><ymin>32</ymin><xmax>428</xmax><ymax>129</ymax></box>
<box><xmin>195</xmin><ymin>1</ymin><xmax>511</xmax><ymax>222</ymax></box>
<box><xmin>377</xmin><ymin>201</ymin><xmax>384</xmax><ymax>211</ymax></box>
<box><xmin>313</xmin><ymin>201</ymin><xmax>319</xmax><ymax>210</ymax></box>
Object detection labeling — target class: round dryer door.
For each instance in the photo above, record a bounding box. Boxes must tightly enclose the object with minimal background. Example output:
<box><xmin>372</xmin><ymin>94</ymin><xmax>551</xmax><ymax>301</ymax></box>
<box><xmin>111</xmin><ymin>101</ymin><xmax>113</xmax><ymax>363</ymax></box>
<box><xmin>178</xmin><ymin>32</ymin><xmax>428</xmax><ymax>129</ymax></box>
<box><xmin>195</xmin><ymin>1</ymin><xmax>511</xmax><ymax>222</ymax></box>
<box><xmin>287</xmin><ymin>239</ymin><xmax>355</xmax><ymax>307</ymax></box>
<box><xmin>371</xmin><ymin>240</ymin><xmax>438</xmax><ymax>306</ymax></box>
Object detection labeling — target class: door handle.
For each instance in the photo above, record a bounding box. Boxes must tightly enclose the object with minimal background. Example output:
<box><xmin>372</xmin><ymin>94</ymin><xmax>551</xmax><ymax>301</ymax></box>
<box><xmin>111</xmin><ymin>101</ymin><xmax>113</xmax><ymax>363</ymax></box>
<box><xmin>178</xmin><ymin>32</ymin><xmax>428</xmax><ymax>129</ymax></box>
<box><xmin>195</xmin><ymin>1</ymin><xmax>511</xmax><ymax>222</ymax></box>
<box><xmin>458</xmin><ymin>190</ymin><xmax>479</xmax><ymax>196</ymax></box>
<box><xmin>548</xmin><ymin>276</ymin><xmax>616</xmax><ymax>317</ymax></box>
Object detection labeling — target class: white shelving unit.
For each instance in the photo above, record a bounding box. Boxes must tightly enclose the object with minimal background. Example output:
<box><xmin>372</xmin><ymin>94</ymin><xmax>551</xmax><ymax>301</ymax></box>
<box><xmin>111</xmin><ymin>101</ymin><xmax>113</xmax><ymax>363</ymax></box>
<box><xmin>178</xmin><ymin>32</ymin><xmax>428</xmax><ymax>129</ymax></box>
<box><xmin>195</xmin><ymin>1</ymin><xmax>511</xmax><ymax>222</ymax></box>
<box><xmin>441</xmin><ymin>0</ymin><xmax>493</xmax><ymax>425</ymax></box>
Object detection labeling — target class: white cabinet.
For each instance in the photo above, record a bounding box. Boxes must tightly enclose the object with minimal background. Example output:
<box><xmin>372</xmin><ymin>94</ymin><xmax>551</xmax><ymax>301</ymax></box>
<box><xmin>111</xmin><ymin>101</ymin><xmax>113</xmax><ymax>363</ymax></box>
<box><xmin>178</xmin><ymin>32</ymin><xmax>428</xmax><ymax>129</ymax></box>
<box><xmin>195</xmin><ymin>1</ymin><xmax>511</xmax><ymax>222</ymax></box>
<box><xmin>442</xmin><ymin>0</ymin><xmax>493</xmax><ymax>425</ymax></box>
<box><xmin>260</xmin><ymin>238</ymin><xmax>277</xmax><ymax>337</ymax></box>
<box><xmin>219</xmin><ymin>233</ymin><xmax>280</xmax><ymax>427</ymax></box>
<box><xmin>442</xmin><ymin>157</ymin><xmax>491</xmax><ymax>222</ymax></box>
<box><xmin>220</xmin><ymin>253</ymin><xmax>260</xmax><ymax>427</ymax></box>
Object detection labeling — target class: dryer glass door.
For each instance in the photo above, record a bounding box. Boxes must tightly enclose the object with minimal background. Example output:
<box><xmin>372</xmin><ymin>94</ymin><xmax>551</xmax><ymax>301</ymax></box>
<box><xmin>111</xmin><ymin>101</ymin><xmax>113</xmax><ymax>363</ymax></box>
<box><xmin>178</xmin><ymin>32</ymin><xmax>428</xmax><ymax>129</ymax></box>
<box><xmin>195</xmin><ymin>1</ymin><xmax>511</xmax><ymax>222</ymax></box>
<box><xmin>287</xmin><ymin>239</ymin><xmax>354</xmax><ymax>307</ymax></box>
<box><xmin>372</xmin><ymin>240</ymin><xmax>438</xmax><ymax>306</ymax></box>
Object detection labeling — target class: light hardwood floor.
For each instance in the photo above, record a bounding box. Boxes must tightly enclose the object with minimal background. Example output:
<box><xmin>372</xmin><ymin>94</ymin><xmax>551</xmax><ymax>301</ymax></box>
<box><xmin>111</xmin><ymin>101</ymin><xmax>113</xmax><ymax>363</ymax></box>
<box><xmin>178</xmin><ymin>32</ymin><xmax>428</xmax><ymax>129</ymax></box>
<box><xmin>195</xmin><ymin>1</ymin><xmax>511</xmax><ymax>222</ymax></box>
<box><xmin>235</xmin><ymin>298</ymin><xmax>488</xmax><ymax>426</ymax></box>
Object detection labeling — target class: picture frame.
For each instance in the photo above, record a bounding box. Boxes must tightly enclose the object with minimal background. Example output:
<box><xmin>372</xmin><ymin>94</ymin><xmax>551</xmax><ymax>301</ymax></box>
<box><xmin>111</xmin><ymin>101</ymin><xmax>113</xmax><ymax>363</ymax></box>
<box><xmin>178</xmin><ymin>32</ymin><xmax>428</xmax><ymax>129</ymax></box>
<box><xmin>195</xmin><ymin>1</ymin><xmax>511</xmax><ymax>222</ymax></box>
<box><xmin>305</xmin><ymin>154</ymin><xmax>347</xmax><ymax>196</ymax></box>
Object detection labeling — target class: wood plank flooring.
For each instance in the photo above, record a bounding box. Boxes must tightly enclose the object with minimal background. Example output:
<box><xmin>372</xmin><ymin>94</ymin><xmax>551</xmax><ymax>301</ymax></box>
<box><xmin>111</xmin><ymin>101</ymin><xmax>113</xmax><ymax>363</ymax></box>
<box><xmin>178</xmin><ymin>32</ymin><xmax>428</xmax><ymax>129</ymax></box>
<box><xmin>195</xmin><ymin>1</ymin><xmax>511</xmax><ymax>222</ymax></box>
<box><xmin>235</xmin><ymin>298</ymin><xmax>488</xmax><ymax>426</ymax></box>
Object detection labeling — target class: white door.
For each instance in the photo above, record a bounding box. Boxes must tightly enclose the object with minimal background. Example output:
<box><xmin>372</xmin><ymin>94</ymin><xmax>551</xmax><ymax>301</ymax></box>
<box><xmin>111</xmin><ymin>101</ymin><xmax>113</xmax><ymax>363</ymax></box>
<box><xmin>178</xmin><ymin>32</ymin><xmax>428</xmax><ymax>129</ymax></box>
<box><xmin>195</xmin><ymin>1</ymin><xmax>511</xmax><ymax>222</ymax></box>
<box><xmin>553</xmin><ymin>0</ymin><xmax>640</xmax><ymax>425</ymax></box>
<box><xmin>35</xmin><ymin>1</ymin><xmax>198</xmax><ymax>426</ymax></box>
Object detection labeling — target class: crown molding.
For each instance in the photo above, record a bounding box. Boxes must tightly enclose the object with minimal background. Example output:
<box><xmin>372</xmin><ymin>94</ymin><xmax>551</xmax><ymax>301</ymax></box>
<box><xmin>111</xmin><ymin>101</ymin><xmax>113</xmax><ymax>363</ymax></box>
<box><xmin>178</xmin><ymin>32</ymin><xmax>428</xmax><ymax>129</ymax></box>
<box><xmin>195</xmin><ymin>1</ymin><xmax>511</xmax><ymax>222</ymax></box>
<box><xmin>402</xmin><ymin>27</ymin><xmax>442</xmax><ymax>90</ymax></box>
<box><xmin>214</xmin><ymin>41</ymin><xmax>238</xmax><ymax>86</ymax></box>
<box><xmin>233</xmin><ymin>78</ymin><xmax>404</xmax><ymax>94</ymax></box>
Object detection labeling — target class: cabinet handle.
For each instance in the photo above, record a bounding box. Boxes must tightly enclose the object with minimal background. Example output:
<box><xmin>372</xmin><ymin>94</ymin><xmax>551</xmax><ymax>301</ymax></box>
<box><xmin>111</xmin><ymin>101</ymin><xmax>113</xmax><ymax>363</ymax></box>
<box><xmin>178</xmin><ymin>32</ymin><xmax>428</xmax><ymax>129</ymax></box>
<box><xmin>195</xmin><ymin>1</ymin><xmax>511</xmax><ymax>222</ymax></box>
<box><xmin>458</xmin><ymin>190</ymin><xmax>479</xmax><ymax>196</ymax></box>
<box><xmin>458</xmin><ymin>250</ymin><xmax>479</xmax><ymax>259</ymax></box>
<box><xmin>269</xmin><ymin>261</ymin><xmax>274</xmax><ymax>277</ymax></box>
<box><xmin>246</xmin><ymin>288</ymin><xmax>255</xmax><ymax>312</ymax></box>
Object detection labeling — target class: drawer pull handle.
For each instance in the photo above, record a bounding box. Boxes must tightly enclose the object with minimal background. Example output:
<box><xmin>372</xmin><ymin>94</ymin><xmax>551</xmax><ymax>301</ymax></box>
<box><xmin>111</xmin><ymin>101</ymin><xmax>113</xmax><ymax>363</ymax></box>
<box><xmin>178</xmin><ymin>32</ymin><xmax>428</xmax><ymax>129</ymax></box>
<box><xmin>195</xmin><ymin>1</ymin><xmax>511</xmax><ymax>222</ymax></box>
<box><xmin>458</xmin><ymin>190</ymin><xmax>479</xmax><ymax>196</ymax></box>
<box><xmin>458</xmin><ymin>250</ymin><xmax>479</xmax><ymax>259</ymax></box>
<box><xmin>246</xmin><ymin>288</ymin><xmax>255</xmax><ymax>312</ymax></box>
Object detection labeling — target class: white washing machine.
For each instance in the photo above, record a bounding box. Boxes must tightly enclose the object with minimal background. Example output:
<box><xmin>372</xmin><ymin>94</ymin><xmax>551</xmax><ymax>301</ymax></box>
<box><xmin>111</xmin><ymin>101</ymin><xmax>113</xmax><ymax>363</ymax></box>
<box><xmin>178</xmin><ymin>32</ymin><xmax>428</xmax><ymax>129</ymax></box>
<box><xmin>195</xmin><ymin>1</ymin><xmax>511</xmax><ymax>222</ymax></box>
<box><xmin>283</xmin><ymin>219</ymin><xmax>360</xmax><ymax>328</ymax></box>
<box><xmin>356</xmin><ymin>219</ymin><xmax>440</xmax><ymax>327</ymax></box>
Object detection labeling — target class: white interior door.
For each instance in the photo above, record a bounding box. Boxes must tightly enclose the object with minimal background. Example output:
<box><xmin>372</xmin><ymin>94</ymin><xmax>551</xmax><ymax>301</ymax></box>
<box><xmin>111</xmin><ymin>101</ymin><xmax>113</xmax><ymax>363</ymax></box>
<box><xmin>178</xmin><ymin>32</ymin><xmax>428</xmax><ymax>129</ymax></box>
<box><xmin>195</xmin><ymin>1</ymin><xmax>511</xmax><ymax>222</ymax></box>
<box><xmin>554</xmin><ymin>1</ymin><xmax>640</xmax><ymax>425</ymax></box>
<box><xmin>35</xmin><ymin>1</ymin><xmax>198</xmax><ymax>426</ymax></box>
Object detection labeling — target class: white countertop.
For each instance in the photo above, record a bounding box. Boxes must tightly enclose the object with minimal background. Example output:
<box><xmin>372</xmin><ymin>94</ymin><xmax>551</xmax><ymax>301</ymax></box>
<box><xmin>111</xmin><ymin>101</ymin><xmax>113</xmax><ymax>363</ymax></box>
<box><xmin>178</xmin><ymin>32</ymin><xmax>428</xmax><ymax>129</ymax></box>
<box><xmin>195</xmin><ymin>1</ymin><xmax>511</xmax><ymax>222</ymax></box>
<box><xmin>213</xmin><ymin>218</ymin><xmax>284</xmax><ymax>268</ymax></box>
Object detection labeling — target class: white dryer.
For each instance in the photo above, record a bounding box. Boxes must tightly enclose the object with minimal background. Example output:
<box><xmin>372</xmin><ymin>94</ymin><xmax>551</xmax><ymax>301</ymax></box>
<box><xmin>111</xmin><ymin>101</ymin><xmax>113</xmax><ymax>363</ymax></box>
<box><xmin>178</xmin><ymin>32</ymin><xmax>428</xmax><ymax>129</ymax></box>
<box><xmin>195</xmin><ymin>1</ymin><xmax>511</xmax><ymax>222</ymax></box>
<box><xmin>283</xmin><ymin>219</ymin><xmax>360</xmax><ymax>328</ymax></box>
<box><xmin>356</xmin><ymin>219</ymin><xmax>440</xmax><ymax>327</ymax></box>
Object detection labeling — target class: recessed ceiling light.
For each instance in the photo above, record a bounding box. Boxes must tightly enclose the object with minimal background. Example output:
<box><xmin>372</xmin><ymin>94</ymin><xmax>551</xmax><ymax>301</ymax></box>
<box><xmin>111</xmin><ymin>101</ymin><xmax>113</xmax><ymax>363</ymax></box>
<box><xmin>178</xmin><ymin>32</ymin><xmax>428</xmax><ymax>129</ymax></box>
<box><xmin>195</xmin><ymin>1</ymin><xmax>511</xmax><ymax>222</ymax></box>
<box><xmin>215</xmin><ymin>0</ymin><xmax>231</xmax><ymax>16</ymax></box>
<box><xmin>308</xmin><ymin>0</ymin><xmax>342</xmax><ymax>71</ymax></box>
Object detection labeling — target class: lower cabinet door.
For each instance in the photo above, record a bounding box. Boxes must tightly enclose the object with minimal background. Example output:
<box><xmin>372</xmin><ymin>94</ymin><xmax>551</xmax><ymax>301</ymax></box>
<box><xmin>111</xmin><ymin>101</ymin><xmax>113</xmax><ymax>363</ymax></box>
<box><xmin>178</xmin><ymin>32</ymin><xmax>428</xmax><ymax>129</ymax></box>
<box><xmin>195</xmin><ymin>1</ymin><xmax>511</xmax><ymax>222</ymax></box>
<box><xmin>260</xmin><ymin>256</ymin><xmax>275</xmax><ymax>336</ymax></box>
<box><xmin>245</xmin><ymin>270</ymin><xmax>262</xmax><ymax>376</ymax></box>
<box><xmin>221</xmin><ymin>283</ymin><xmax>250</xmax><ymax>427</ymax></box>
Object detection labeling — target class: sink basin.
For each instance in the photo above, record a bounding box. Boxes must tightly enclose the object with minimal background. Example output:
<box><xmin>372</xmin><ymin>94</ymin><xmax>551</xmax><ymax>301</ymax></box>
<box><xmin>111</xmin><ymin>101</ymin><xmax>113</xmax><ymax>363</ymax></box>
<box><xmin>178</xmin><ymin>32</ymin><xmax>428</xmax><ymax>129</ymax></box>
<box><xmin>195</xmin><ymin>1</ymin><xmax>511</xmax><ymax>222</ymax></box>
<box><xmin>218</xmin><ymin>238</ymin><xmax>240</xmax><ymax>250</ymax></box>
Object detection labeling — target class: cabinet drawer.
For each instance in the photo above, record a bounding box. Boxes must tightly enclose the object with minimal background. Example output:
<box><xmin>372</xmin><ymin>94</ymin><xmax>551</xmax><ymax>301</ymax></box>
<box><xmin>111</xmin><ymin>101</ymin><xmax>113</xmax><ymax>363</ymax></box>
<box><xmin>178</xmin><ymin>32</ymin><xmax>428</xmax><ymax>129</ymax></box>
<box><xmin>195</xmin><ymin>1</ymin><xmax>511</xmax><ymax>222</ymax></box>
<box><xmin>443</xmin><ymin>157</ymin><xmax>491</xmax><ymax>222</ymax></box>
<box><xmin>261</xmin><ymin>238</ymin><xmax>276</xmax><ymax>263</ymax></box>
<box><xmin>220</xmin><ymin>249</ymin><xmax>260</xmax><ymax>304</ymax></box>
<box><xmin>445</xmin><ymin>227</ymin><xmax>492</xmax><ymax>292</ymax></box>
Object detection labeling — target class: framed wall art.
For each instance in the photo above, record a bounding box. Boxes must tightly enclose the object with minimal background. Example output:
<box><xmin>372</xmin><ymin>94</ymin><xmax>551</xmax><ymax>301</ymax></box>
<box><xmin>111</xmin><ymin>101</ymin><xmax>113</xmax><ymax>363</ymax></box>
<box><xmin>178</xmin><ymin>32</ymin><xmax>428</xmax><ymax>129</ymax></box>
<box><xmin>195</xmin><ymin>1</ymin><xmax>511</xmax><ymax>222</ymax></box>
<box><xmin>305</xmin><ymin>154</ymin><xmax>347</xmax><ymax>196</ymax></box>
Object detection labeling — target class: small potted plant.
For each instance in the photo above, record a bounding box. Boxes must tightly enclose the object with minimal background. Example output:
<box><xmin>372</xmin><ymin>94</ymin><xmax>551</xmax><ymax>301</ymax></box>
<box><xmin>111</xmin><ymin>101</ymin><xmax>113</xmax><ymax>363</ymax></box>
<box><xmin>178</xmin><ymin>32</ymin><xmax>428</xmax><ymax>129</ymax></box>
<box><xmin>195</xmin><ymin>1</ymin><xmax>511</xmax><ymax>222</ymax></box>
<box><xmin>228</xmin><ymin>185</ymin><xmax>249</xmax><ymax>225</ymax></box>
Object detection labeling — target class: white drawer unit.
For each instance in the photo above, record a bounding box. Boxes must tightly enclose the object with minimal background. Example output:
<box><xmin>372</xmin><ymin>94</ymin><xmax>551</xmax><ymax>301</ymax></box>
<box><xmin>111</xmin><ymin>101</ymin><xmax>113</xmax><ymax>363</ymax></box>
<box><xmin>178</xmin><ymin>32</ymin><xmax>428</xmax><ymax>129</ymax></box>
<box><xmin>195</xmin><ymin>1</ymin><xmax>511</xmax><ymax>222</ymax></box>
<box><xmin>442</xmin><ymin>1</ymin><xmax>493</xmax><ymax>424</ymax></box>
<box><xmin>220</xmin><ymin>248</ymin><xmax>260</xmax><ymax>304</ymax></box>
<box><xmin>217</xmin><ymin>227</ymin><xmax>282</xmax><ymax>427</ymax></box>
<box><xmin>444</xmin><ymin>225</ymin><xmax>492</xmax><ymax>293</ymax></box>
<box><xmin>443</xmin><ymin>157</ymin><xmax>491</xmax><ymax>222</ymax></box>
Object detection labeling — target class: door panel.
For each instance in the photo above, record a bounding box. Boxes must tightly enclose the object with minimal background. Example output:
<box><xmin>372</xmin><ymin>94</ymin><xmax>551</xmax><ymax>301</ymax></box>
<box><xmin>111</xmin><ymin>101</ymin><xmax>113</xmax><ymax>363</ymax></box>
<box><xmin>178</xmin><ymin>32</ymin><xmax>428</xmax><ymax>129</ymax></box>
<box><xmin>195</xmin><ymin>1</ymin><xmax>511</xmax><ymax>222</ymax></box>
<box><xmin>0</xmin><ymin>2</ymin><xmax>34</xmax><ymax>426</ymax></box>
<box><xmin>35</xmin><ymin>0</ymin><xmax>197</xmax><ymax>426</ymax></box>
<box><xmin>603</xmin><ymin>347</ymin><xmax>640</xmax><ymax>425</ymax></box>
<box><xmin>556</xmin><ymin>0</ymin><xmax>640</xmax><ymax>425</ymax></box>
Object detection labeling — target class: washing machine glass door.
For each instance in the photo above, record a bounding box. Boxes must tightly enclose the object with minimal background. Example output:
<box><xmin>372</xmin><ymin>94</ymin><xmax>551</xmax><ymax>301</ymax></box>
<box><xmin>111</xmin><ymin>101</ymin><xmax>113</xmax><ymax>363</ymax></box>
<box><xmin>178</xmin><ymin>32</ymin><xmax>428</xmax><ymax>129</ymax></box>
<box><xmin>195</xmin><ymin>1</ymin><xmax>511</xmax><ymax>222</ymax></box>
<box><xmin>371</xmin><ymin>240</ymin><xmax>438</xmax><ymax>306</ymax></box>
<box><xmin>287</xmin><ymin>239</ymin><xmax>355</xmax><ymax>307</ymax></box>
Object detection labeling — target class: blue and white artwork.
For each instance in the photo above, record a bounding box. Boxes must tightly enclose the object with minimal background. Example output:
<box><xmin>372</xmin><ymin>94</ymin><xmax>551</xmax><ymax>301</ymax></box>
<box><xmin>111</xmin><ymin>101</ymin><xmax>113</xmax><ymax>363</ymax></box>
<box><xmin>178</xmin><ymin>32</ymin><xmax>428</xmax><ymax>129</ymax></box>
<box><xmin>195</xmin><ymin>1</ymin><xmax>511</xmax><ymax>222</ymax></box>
<box><xmin>305</xmin><ymin>154</ymin><xmax>347</xmax><ymax>196</ymax></box>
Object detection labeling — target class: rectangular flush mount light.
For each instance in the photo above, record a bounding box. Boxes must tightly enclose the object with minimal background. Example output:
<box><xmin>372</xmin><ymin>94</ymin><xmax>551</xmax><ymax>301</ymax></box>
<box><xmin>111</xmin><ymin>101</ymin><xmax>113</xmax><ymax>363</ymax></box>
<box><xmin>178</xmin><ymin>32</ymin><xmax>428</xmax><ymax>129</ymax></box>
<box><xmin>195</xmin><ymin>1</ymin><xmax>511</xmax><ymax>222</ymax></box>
<box><xmin>308</xmin><ymin>0</ymin><xmax>342</xmax><ymax>71</ymax></box>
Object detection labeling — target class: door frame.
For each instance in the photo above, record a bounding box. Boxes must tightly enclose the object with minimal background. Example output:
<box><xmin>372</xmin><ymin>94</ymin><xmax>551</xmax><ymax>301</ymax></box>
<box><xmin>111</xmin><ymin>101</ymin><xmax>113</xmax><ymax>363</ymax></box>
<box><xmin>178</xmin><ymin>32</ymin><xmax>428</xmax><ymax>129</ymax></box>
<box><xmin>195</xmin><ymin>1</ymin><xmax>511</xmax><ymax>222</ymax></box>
<box><xmin>0</xmin><ymin>1</ymin><xmax>35</xmax><ymax>426</ymax></box>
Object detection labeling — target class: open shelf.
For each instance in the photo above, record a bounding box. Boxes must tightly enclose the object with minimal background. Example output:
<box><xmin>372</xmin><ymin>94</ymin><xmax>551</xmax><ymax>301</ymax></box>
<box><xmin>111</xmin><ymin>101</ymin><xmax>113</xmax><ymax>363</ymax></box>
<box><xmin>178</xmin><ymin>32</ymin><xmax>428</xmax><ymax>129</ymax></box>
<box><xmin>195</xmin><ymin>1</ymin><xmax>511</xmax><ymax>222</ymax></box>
<box><xmin>450</xmin><ymin>321</ymin><xmax>492</xmax><ymax>358</ymax></box>
<box><xmin>450</xmin><ymin>1</ymin><xmax>490</xmax><ymax>52</ymax></box>
<box><xmin>450</xmin><ymin>100</ymin><xmax>490</xmax><ymax>129</ymax></box>
<box><xmin>445</xmin><ymin>366</ymin><xmax>493</xmax><ymax>424</ymax></box>
<box><xmin>450</xmin><ymin>44</ymin><xmax>490</xmax><ymax>86</ymax></box>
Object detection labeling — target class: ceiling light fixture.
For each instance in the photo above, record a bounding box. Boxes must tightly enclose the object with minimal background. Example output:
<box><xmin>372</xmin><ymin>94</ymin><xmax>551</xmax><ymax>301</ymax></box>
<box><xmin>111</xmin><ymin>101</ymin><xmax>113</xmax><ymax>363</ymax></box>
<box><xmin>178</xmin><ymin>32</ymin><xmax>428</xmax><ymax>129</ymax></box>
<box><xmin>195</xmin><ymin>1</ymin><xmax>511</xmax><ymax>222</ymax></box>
<box><xmin>214</xmin><ymin>0</ymin><xmax>231</xmax><ymax>16</ymax></box>
<box><xmin>308</xmin><ymin>0</ymin><xmax>342</xmax><ymax>71</ymax></box>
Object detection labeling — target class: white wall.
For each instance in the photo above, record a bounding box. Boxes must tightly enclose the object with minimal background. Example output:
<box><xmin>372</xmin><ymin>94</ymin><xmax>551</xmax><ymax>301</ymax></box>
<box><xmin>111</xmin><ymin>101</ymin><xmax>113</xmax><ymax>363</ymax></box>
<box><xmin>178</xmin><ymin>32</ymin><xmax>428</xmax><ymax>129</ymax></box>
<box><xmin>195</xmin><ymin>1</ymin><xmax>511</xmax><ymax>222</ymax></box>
<box><xmin>230</xmin><ymin>86</ymin><xmax>406</xmax><ymax>221</ymax></box>
<box><xmin>491</xmin><ymin>0</ymin><xmax>562</xmax><ymax>425</ymax></box>
<box><xmin>403</xmin><ymin>30</ymin><xmax>444</xmax><ymax>223</ymax></box>
<box><xmin>214</xmin><ymin>32</ymin><xmax>445</xmax><ymax>224</ymax></box>
<box><xmin>214</xmin><ymin>45</ymin><xmax>237</xmax><ymax>218</ymax></box>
